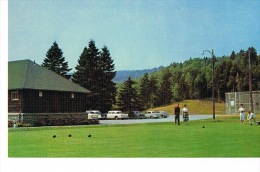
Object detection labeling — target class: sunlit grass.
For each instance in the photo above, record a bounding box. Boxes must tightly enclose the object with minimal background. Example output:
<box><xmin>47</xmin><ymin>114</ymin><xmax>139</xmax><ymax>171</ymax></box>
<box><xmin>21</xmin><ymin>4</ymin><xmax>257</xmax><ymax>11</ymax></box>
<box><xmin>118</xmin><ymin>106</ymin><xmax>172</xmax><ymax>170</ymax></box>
<box><xmin>9</xmin><ymin>116</ymin><xmax>260</xmax><ymax>157</ymax></box>
<box><xmin>149</xmin><ymin>100</ymin><xmax>226</xmax><ymax>115</ymax></box>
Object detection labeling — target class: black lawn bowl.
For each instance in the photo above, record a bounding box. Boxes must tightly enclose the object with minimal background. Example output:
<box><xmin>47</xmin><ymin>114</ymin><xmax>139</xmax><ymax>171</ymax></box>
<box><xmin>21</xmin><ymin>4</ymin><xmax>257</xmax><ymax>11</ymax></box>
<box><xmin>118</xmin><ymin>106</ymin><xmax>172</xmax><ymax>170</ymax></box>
<box><xmin>88</xmin><ymin>135</ymin><xmax>91</xmax><ymax>138</ymax></box>
<box><xmin>53</xmin><ymin>135</ymin><xmax>56</xmax><ymax>138</ymax></box>
<box><xmin>68</xmin><ymin>134</ymin><xmax>72</xmax><ymax>137</ymax></box>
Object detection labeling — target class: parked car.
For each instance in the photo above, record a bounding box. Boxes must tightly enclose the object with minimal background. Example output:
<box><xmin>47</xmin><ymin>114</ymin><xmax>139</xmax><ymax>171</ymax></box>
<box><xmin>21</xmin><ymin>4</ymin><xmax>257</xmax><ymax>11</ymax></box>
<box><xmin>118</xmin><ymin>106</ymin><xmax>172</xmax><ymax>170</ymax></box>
<box><xmin>86</xmin><ymin>110</ymin><xmax>100</xmax><ymax>119</ymax></box>
<box><xmin>159</xmin><ymin>111</ymin><xmax>169</xmax><ymax>118</ymax></box>
<box><xmin>107</xmin><ymin>111</ymin><xmax>129</xmax><ymax>120</ymax></box>
<box><xmin>128</xmin><ymin>111</ymin><xmax>145</xmax><ymax>119</ymax></box>
<box><xmin>143</xmin><ymin>111</ymin><xmax>162</xmax><ymax>119</ymax></box>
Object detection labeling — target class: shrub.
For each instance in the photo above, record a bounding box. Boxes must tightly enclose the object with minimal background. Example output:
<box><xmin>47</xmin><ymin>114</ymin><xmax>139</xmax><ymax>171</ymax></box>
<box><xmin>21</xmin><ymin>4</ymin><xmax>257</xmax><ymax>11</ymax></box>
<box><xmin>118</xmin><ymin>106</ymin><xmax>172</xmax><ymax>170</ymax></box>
<box><xmin>33</xmin><ymin>114</ymin><xmax>99</xmax><ymax>127</ymax></box>
<box><xmin>17</xmin><ymin>123</ymin><xmax>31</xmax><ymax>127</ymax></box>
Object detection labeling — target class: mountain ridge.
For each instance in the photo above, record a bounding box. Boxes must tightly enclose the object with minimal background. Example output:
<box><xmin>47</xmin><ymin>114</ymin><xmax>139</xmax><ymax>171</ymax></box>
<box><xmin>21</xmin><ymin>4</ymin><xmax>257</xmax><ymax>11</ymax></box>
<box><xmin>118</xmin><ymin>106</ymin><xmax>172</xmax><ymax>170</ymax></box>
<box><xmin>114</xmin><ymin>66</ymin><xmax>164</xmax><ymax>83</ymax></box>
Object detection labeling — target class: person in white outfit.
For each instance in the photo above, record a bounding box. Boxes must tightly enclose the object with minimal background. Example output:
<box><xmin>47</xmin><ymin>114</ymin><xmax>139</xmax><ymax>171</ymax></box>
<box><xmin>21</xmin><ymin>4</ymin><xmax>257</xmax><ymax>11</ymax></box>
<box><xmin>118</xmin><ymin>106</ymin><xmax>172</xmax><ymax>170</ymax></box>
<box><xmin>238</xmin><ymin>104</ymin><xmax>245</xmax><ymax>124</ymax></box>
<box><xmin>182</xmin><ymin>105</ymin><xmax>189</xmax><ymax>125</ymax></box>
<box><xmin>247</xmin><ymin>111</ymin><xmax>256</xmax><ymax>125</ymax></box>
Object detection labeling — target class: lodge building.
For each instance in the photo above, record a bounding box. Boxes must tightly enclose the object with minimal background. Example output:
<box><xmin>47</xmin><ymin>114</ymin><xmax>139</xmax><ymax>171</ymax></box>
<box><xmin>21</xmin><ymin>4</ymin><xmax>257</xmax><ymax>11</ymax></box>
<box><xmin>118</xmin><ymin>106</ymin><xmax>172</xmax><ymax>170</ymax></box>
<box><xmin>8</xmin><ymin>59</ymin><xmax>91</xmax><ymax>114</ymax></box>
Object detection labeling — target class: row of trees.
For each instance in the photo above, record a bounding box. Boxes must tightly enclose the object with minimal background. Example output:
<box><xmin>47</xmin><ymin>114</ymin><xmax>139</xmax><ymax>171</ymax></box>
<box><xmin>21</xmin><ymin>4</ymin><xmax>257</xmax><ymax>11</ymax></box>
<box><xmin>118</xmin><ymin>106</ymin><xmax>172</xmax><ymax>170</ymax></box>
<box><xmin>116</xmin><ymin>47</ymin><xmax>260</xmax><ymax>111</ymax></box>
<box><xmin>41</xmin><ymin>42</ymin><xmax>259</xmax><ymax>112</ymax></box>
<box><xmin>42</xmin><ymin>40</ymin><xmax>116</xmax><ymax>113</ymax></box>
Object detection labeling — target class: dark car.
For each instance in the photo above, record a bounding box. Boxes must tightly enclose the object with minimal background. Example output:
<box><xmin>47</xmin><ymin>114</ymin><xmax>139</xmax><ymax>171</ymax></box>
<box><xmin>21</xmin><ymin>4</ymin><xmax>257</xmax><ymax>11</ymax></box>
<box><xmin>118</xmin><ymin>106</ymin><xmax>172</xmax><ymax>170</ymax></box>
<box><xmin>128</xmin><ymin>111</ymin><xmax>145</xmax><ymax>119</ymax></box>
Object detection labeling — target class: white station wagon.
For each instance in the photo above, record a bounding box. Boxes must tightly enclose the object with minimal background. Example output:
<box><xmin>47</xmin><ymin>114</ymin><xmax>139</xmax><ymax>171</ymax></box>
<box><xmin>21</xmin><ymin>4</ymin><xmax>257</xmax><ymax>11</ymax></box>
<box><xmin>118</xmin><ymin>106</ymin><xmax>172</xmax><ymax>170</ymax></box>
<box><xmin>143</xmin><ymin>111</ymin><xmax>162</xmax><ymax>119</ymax></box>
<box><xmin>86</xmin><ymin>110</ymin><xmax>101</xmax><ymax>119</ymax></box>
<box><xmin>107</xmin><ymin>111</ymin><xmax>129</xmax><ymax>120</ymax></box>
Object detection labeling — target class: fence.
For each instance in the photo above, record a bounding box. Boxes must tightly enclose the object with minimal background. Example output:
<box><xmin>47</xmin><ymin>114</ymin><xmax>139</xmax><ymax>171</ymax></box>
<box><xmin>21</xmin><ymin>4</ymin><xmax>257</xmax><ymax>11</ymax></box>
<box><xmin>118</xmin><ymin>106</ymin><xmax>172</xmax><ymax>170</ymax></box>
<box><xmin>225</xmin><ymin>91</ymin><xmax>260</xmax><ymax>115</ymax></box>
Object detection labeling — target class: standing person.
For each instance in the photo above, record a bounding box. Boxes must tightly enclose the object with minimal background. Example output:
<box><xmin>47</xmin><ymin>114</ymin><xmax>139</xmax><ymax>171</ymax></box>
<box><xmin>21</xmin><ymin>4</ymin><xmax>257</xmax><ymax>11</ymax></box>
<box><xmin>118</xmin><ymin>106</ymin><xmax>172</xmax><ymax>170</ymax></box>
<box><xmin>182</xmin><ymin>104</ymin><xmax>189</xmax><ymax>125</ymax></box>
<box><xmin>238</xmin><ymin>104</ymin><xmax>245</xmax><ymax>124</ymax></box>
<box><xmin>174</xmin><ymin>103</ymin><xmax>180</xmax><ymax>125</ymax></box>
<box><xmin>247</xmin><ymin>111</ymin><xmax>256</xmax><ymax>125</ymax></box>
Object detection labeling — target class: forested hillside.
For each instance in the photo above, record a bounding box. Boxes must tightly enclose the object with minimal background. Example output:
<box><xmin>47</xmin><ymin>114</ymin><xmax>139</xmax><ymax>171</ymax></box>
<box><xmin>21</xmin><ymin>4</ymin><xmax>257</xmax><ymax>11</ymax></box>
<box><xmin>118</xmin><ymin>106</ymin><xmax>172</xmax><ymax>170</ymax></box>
<box><xmin>114</xmin><ymin>67</ymin><xmax>163</xmax><ymax>83</ymax></box>
<box><xmin>116</xmin><ymin>47</ymin><xmax>260</xmax><ymax>111</ymax></box>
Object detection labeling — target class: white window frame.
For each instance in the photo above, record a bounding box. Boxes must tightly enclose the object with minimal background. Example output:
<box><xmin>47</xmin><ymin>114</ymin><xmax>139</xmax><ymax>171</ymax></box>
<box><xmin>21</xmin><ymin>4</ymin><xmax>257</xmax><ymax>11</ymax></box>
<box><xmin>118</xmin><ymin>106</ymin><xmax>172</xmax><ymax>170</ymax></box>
<box><xmin>39</xmin><ymin>91</ymin><xmax>43</xmax><ymax>97</ymax></box>
<box><xmin>11</xmin><ymin>91</ymin><xmax>19</xmax><ymax>101</ymax></box>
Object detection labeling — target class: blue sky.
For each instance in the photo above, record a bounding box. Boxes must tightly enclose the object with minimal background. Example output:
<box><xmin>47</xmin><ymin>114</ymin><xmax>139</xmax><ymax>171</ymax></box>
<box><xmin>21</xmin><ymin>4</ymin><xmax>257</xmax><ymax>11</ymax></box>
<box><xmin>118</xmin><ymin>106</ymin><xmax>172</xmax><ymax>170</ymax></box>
<box><xmin>8</xmin><ymin>0</ymin><xmax>260</xmax><ymax>71</ymax></box>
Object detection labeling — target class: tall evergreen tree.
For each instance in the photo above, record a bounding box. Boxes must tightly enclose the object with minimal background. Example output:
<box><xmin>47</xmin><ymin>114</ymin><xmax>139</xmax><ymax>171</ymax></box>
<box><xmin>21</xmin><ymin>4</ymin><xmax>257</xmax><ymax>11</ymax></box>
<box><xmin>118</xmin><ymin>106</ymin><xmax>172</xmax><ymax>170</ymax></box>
<box><xmin>73</xmin><ymin>40</ymin><xmax>99</xmax><ymax>89</ymax></box>
<box><xmin>149</xmin><ymin>75</ymin><xmax>159</xmax><ymax>108</ymax></box>
<box><xmin>42</xmin><ymin>41</ymin><xmax>71</xmax><ymax>76</ymax></box>
<box><xmin>117</xmin><ymin>77</ymin><xmax>138</xmax><ymax>112</ymax></box>
<box><xmin>72</xmin><ymin>47</ymin><xmax>88</xmax><ymax>88</ymax></box>
<box><xmin>230</xmin><ymin>50</ymin><xmax>236</xmax><ymax>60</ymax></box>
<box><xmin>73</xmin><ymin>40</ymin><xmax>100</xmax><ymax>110</ymax></box>
<box><xmin>98</xmin><ymin>46</ymin><xmax>117</xmax><ymax>112</ymax></box>
<box><xmin>158</xmin><ymin>69</ymin><xmax>173</xmax><ymax>105</ymax></box>
<box><xmin>227</xmin><ymin>63</ymin><xmax>238</xmax><ymax>92</ymax></box>
<box><xmin>139</xmin><ymin>73</ymin><xmax>151</xmax><ymax>109</ymax></box>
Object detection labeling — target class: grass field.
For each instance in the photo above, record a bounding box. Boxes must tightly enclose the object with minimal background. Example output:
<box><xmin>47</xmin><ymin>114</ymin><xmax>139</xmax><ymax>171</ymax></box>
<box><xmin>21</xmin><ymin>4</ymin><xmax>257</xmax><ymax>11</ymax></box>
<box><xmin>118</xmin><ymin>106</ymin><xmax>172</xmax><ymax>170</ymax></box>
<box><xmin>9</xmin><ymin>115</ymin><xmax>260</xmax><ymax>157</ymax></box>
<box><xmin>149</xmin><ymin>99</ymin><xmax>226</xmax><ymax>115</ymax></box>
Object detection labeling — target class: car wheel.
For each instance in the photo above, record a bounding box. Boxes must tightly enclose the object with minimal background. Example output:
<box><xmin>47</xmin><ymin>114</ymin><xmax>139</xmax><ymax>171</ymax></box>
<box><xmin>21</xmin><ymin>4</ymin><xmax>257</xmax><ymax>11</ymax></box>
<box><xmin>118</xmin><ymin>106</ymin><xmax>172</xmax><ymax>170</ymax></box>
<box><xmin>150</xmin><ymin>116</ymin><xmax>154</xmax><ymax>119</ymax></box>
<box><xmin>115</xmin><ymin>116</ymin><xmax>119</xmax><ymax>120</ymax></box>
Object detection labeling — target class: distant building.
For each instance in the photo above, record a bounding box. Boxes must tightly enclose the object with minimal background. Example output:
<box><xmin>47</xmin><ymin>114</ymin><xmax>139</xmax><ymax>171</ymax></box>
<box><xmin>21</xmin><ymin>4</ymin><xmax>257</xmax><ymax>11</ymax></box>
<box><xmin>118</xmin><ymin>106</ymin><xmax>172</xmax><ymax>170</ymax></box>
<box><xmin>8</xmin><ymin>59</ymin><xmax>91</xmax><ymax>113</ymax></box>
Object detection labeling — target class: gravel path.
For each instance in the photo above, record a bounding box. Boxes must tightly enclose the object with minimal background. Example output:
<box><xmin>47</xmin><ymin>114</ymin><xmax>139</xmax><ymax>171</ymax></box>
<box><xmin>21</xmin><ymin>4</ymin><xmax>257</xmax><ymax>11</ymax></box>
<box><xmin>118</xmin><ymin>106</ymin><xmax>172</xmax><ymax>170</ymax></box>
<box><xmin>99</xmin><ymin>115</ymin><xmax>213</xmax><ymax>125</ymax></box>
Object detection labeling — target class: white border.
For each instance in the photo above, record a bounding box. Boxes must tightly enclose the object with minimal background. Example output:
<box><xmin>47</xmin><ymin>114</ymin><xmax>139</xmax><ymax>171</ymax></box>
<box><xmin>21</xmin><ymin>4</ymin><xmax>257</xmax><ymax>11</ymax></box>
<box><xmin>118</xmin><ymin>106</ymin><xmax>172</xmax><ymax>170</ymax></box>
<box><xmin>1</xmin><ymin>0</ymin><xmax>259</xmax><ymax>172</ymax></box>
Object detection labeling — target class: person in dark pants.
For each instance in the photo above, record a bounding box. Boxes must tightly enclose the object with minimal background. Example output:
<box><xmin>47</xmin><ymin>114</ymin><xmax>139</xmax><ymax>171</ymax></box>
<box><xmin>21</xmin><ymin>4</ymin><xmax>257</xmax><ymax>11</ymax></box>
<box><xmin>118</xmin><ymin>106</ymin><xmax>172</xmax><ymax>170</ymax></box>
<box><xmin>174</xmin><ymin>103</ymin><xmax>180</xmax><ymax>125</ymax></box>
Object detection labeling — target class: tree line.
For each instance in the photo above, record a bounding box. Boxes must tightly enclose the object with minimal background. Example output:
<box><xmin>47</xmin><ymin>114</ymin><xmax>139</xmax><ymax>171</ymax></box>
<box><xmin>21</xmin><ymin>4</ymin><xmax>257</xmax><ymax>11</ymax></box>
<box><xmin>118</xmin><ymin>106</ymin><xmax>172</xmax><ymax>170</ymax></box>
<box><xmin>116</xmin><ymin>47</ymin><xmax>260</xmax><ymax>112</ymax></box>
<box><xmin>42</xmin><ymin>40</ymin><xmax>116</xmax><ymax>113</ymax></box>
<box><xmin>41</xmin><ymin>41</ymin><xmax>259</xmax><ymax>112</ymax></box>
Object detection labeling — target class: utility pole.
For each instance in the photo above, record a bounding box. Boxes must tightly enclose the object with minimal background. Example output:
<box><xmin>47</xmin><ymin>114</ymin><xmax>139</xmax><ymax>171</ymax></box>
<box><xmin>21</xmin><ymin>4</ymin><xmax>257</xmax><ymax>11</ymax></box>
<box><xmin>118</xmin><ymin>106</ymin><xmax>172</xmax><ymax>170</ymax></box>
<box><xmin>248</xmin><ymin>49</ymin><xmax>254</xmax><ymax>112</ymax></box>
<box><xmin>202</xmin><ymin>49</ymin><xmax>215</xmax><ymax>120</ymax></box>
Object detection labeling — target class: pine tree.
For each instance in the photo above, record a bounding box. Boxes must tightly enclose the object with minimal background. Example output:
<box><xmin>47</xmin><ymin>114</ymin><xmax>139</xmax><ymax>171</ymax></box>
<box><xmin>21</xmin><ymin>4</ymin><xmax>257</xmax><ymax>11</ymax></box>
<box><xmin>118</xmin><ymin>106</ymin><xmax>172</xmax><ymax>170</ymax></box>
<box><xmin>72</xmin><ymin>47</ymin><xmax>88</xmax><ymax>88</ymax></box>
<box><xmin>149</xmin><ymin>75</ymin><xmax>159</xmax><ymax>108</ymax></box>
<box><xmin>227</xmin><ymin>63</ymin><xmax>238</xmax><ymax>92</ymax></box>
<box><xmin>158</xmin><ymin>69</ymin><xmax>173</xmax><ymax>105</ymax></box>
<box><xmin>42</xmin><ymin>41</ymin><xmax>71</xmax><ymax>76</ymax></box>
<box><xmin>98</xmin><ymin>46</ymin><xmax>117</xmax><ymax>112</ymax></box>
<box><xmin>139</xmin><ymin>73</ymin><xmax>151</xmax><ymax>109</ymax></box>
<box><xmin>117</xmin><ymin>77</ymin><xmax>138</xmax><ymax>112</ymax></box>
<box><xmin>72</xmin><ymin>40</ymin><xmax>100</xmax><ymax>110</ymax></box>
<box><xmin>73</xmin><ymin>40</ymin><xmax>116</xmax><ymax>112</ymax></box>
<box><xmin>230</xmin><ymin>50</ymin><xmax>236</xmax><ymax>60</ymax></box>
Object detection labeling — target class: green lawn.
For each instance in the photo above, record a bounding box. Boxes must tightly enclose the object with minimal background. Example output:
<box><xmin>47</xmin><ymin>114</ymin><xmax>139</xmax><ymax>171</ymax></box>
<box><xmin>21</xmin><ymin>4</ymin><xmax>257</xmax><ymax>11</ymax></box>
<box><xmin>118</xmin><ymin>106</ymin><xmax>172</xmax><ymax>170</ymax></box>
<box><xmin>8</xmin><ymin>116</ymin><xmax>260</xmax><ymax>157</ymax></box>
<box><xmin>150</xmin><ymin>99</ymin><xmax>226</xmax><ymax>115</ymax></box>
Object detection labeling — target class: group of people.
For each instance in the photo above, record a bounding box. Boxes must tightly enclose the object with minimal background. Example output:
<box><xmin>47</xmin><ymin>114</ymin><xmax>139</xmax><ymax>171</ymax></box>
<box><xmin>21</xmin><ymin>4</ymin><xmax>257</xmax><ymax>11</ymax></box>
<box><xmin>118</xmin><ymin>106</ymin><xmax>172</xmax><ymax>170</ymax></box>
<box><xmin>173</xmin><ymin>103</ymin><xmax>257</xmax><ymax>125</ymax></box>
<box><xmin>238</xmin><ymin>104</ymin><xmax>256</xmax><ymax>125</ymax></box>
<box><xmin>174</xmin><ymin>103</ymin><xmax>189</xmax><ymax>125</ymax></box>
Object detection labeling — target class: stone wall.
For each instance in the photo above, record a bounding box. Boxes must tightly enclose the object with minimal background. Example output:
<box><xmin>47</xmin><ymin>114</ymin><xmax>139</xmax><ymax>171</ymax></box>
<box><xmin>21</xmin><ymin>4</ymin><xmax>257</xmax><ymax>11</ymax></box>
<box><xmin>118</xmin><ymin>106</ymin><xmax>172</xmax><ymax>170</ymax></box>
<box><xmin>8</xmin><ymin>113</ymin><xmax>98</xmax><ymax>127</ymax></box>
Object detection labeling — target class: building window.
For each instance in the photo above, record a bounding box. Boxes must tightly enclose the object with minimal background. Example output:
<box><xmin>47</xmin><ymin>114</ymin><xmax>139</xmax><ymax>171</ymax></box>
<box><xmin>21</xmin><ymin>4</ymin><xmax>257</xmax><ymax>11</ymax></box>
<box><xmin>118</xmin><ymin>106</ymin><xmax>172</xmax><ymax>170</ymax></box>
<box><xmin>39</xmin><ymin>91</ymin><xmax>43</xmax><ymax>97</ymax></box>
<box><xmin>71</xmin><ymin>93</ymin><xmax>75</xmax><ymax>98</ymax></box>
<box><xmin>11</xmin><ymin>92</ymin><xmax>19</xmax><ymax>101</ymax></box>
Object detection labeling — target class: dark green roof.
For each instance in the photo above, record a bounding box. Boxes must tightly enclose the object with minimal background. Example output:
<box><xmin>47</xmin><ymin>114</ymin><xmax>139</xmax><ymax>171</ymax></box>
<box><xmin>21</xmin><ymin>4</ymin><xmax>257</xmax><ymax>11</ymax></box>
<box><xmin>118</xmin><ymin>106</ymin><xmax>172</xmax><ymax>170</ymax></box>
<box><xmin>8</xmin><ymin>59</ymin><xmax>91</xmax><ymax>94</ymax></box>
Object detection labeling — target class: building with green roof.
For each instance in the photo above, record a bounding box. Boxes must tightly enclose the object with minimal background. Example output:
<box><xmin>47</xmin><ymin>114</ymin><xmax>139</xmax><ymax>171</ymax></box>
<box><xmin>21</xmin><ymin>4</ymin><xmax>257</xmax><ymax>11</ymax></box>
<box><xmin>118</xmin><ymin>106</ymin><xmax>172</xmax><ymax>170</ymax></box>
<box><xmin>8</xmin><ymin>59</ymin><xmax>92</xmax><ymax>113</ymax></box>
